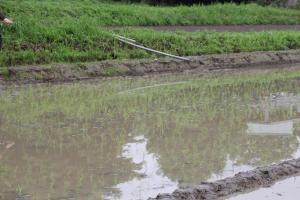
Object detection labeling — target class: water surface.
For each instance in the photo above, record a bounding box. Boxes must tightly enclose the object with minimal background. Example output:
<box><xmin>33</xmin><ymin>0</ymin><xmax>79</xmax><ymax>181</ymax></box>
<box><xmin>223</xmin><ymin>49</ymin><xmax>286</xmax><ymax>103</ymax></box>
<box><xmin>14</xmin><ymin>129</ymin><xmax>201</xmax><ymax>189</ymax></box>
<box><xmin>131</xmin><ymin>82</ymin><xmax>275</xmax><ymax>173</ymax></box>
<box><xmin>1</xmin><ymin>72</ymin><xmax>300</xmax><ymax>200</ymax></box>
<box><xmin>229</xmin><ymin>176</ymin><xmax>300</xmax><ymax>200</ymax></box>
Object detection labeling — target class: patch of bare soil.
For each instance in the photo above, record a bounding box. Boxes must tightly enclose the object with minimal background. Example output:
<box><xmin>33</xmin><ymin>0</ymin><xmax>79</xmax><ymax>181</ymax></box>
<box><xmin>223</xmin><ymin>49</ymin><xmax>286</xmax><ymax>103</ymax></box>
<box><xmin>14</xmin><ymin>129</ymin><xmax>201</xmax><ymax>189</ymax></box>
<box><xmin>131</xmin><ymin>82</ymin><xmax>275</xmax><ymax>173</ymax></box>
<box><xmin>2</xmin><ymin>49</ymin><xmax>300</xmax><ymax>84</ymax></box>
<box><xmin>149</xmin><ymin>158</ymin><xmax>300</xmax><ymax>200</ymax></box>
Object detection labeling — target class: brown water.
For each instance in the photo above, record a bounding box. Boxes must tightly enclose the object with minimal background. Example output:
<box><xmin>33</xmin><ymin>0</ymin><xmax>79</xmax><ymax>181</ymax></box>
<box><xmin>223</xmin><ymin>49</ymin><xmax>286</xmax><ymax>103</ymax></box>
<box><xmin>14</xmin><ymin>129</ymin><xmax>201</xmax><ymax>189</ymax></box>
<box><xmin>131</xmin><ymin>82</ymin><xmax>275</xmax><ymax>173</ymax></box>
<box><xmin>1</xmin><ymin>72</ymin><xmax>300</xmax><ymax>200</ymax></box>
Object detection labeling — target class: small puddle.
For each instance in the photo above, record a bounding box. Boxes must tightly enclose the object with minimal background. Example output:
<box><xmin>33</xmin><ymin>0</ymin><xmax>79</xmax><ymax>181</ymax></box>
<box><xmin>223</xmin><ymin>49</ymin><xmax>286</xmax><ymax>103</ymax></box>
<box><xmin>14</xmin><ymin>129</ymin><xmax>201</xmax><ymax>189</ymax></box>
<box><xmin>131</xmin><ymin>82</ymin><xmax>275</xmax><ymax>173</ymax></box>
<box><xmin>1</xmin><ymin>72</ymin><xmax>300</xmax><ymax>199</ymax></box>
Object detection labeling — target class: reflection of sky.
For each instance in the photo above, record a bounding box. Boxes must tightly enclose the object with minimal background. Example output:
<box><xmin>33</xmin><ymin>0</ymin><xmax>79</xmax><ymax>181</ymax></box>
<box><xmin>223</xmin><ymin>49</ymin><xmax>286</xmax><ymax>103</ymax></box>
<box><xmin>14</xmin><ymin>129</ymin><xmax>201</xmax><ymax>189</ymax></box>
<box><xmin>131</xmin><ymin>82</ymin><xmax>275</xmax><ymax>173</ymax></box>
<box><xmin>254</xmin><ymin>92</ymin><xmax>300</xmax><ymax>111</ymax></box>
<box><xmin>208</xmin><ymin>155</ymin><xmax>253</xmax><ymax>182</ymax></box>
<box><xmin>247</xmin><ymin>120</ymin><xmax>294</xmax><ymax>136</ymax></box>
<box><xmin>105</xmin><ymin>136</ymin><xmax>178</xmax><ymax>200</ymax></box>
<box><xmin>292</xmin><ymin>137</ymin><xmax>300</xmax><ymax>158</ymax></box>
<box><xmin>229</xmin><ymin>176</ymin><xmax>300</xmax><ymax>200</ymax></box>
<box><xmin>248</xmin><ymin>92</ymin><xmax>300</xmax><ymax>136</ymax></box>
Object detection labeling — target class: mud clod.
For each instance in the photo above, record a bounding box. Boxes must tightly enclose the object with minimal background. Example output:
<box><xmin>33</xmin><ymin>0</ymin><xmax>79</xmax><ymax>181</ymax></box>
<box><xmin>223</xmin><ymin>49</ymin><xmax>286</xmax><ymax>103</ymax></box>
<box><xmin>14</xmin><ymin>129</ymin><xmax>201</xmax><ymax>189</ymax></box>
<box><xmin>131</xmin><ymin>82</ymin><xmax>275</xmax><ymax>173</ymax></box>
<box><xmin>4</xmin><ymin>50</ymin><xmax>300</xmax><ymax>84</ymax></box>
<box><xmin>149</xmin><ymin>158</ymin><xmax>300</xmax><ymax>200</ymax></box>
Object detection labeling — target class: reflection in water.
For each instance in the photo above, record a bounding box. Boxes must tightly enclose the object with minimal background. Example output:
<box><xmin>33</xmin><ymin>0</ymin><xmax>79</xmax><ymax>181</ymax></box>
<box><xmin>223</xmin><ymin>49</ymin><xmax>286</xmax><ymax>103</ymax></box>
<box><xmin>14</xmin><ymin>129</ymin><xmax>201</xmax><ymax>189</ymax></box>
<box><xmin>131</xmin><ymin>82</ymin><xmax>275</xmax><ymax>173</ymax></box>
<box><xmin>247</xmin><ymin>92</ymin><xmax>300</xmax><ymax>136</ymax></box>
<box><xmin>292</xmin><ymin>137</ymin><xmax>300</xmax><ymax>158</ymax></box>
<box><xmin>106</xmin><ymin>136</ymin><xmax>177</xmax><ymax>200</ymax></box>
<box><xmin>247</xmin><ymin>120</ymin><xmax>294</xmax><ymax>136</ymax></box>
<box><xmin>0</xmin><ymin>73</ymin><xmax>300</xmax><ymax>199</ymax></box>
<box><xmin>208</xmin><ymin>155</ymin><xmax>253</xmax><ymax>182</ymax></box>
<box><xmin>230</xmin><ymin>176</ymin><xmax>300</xmax><ymax>200</ymax></box>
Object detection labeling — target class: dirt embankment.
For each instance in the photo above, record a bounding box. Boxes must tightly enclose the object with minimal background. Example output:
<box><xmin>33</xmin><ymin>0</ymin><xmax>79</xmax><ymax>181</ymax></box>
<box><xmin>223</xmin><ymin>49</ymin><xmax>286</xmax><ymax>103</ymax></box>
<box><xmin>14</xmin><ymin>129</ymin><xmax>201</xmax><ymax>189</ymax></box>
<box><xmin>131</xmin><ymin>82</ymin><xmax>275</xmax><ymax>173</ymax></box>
<box><xmin>3</xmin><ymin>49</ymin><xmax>300</xmax><ymax>83</ymax></box>
<box><xmin>149</xmin><ymin>158</ymin><xmax>300</xmax><ymax>200</ymax></box>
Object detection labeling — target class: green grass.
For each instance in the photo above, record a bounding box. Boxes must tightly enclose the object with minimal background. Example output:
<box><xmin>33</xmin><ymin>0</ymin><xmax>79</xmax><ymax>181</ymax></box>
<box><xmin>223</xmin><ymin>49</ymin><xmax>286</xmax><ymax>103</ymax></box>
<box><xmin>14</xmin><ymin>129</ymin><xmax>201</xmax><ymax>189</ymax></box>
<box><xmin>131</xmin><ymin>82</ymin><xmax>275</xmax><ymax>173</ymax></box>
<box><xmin>2</xmin><ymin>1</ymin><xmax>300</xmax><ymax>26</ymax></box>
<box><xmin>1</xmin><ymin>28</ymin><xmax>300</xmax><ymax>67</ymax></box>
<box><xmin>0</xmin><ymin>1</ymin><xmax>300</xmax><ymax>67</ymax></box>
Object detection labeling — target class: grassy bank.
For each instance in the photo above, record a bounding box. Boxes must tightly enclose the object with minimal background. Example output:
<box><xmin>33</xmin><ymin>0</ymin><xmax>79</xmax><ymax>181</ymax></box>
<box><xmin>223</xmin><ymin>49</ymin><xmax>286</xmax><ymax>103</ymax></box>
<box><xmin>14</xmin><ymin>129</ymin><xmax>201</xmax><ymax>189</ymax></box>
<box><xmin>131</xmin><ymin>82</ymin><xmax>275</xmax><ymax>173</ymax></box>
<box><xmin>2</xmin><ymin>1</ymin><xmax>300</xmax><ymax>26</ymax></box>
<box><xmin>1</xmin><ymin>29</ymin><xmax>300</xmax><ymax>67</ymax></box>
<box><xmin>0</xmin><ymin>0</ymin><xmax>300</xmax><ymax>67</ymax></box>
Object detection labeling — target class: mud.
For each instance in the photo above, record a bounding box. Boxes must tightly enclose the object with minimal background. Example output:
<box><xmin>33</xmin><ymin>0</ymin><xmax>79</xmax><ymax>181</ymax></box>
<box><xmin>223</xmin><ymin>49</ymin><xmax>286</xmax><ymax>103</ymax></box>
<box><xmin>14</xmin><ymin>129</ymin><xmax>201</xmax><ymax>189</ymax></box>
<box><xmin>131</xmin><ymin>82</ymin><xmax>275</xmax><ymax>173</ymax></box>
<box><xmin>112</xmin><ymin>25</ymin><xmax>300</xmax><ymax>32</ymax></box>
<box><xmin>3</xmin><ymin>50</ymin><xmax>300</xmax><ymax>84</ymax></box>
<box><xmin>149</xmin><ymin>158</ymin><xmax>300</xmax><ymax>200</ymax></box>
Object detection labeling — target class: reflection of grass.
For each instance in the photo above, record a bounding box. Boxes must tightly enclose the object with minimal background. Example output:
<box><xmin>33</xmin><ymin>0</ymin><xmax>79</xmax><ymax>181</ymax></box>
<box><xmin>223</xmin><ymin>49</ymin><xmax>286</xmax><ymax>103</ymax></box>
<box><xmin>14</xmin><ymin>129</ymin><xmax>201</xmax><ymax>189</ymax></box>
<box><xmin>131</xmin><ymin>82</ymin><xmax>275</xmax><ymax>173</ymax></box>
<box><xmin>1</xmin><ymin>70</ymin><xmax>299</xmax><ymax>162</ymax></box>
<box><xmin>0</xmin><ymin>166</ymin><xmax>8</xmax><ymax>179</ymax></box>
<box><xmin>1</xmin><ymin>70</ymin><xmax>300</xmax><ymax>198</ymax></box>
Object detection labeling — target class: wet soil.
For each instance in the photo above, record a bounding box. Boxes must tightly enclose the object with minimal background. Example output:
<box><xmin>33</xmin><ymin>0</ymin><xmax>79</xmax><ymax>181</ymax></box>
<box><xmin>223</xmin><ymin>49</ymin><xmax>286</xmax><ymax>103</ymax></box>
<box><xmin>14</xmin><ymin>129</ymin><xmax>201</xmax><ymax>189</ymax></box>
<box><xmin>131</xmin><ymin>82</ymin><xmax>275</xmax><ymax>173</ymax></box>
<box><xmin>112</xmin><ymin>25</ymin><xmax>300</xmax><ymax>32</ymax></box>
<box><xmin>149</xmin><ymin>158</ymin><xmax>300</xmax><ymax>200</ymax></box>
<box><xmin>3</xmin><ymin>49</ymin><xmax>300</xmax><ymax>84</ymax></box>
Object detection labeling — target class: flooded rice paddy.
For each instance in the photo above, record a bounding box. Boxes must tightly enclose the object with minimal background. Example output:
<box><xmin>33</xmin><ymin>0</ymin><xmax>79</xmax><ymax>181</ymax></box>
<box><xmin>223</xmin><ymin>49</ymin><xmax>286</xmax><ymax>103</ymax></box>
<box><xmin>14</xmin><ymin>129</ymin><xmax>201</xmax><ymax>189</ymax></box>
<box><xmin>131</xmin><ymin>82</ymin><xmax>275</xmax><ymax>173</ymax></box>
<box><xmin>1</xmin><ymin>71</ymin><xmax>300</xmax><ymax>200</ymax></box>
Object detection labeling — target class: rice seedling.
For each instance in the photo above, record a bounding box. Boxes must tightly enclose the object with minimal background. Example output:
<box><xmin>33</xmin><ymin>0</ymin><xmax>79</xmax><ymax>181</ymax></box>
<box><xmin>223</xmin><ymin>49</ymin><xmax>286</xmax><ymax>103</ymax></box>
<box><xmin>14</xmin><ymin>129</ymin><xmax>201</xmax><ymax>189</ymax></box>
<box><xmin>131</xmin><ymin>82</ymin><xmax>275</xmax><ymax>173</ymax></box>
<box><xmin>1</xmin><ymin>70</ymin><xmax>300</xmax><ymax>198</ymax></box>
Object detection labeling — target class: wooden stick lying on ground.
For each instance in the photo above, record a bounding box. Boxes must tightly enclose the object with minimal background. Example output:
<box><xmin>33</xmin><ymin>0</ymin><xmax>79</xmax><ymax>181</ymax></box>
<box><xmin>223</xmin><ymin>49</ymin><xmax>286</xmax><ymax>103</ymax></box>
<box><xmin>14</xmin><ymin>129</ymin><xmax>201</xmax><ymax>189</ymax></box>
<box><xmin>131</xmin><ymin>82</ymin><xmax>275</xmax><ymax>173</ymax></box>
<box><xmin>115</xmin><ymin>35</ymin><xmax>191</xmax><ymax>61</ymax></box>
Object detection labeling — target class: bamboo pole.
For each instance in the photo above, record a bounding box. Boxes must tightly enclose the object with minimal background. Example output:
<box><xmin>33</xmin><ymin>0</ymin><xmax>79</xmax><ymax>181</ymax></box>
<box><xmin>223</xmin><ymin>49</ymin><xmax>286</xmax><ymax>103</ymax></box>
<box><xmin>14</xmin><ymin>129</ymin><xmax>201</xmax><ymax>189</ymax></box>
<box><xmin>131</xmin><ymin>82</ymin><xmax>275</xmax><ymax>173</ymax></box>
<box><xmin>114</xmin><ymin>34</ymin><xmax>137</xmax><ymax>43</ymax></box>
<box><xmin>115</xmin><ymin>35</ymin><xmax>191</xmax><ymax>61</ymax></box>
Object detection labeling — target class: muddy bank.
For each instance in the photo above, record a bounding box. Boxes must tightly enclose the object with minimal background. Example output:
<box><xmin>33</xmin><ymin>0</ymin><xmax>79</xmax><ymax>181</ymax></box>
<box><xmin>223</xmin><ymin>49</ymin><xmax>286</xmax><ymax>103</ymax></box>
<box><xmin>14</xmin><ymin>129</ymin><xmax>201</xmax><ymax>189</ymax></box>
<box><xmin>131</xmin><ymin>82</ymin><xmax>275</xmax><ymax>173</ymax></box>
<box><xmin>3</xmin><ymin>49</ymin><xmax>300</xmax><ymax>83</ymax></box>
<box><xmin>149</xmin><ymin>158</ymin><xmax>300</xmax><ymax>200</ymax></box>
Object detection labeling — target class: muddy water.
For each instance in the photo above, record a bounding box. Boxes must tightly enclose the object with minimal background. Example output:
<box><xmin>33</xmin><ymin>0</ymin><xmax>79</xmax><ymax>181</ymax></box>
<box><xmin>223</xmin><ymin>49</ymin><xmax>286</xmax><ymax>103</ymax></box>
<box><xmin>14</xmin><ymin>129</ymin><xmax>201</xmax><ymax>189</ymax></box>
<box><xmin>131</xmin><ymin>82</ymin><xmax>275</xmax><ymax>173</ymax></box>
<box><xmin>1</xmin><ymin>72</ymin><xmax>300</xmax><ymax>200</ymax></box>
